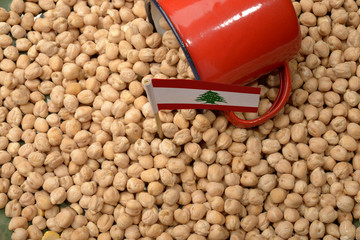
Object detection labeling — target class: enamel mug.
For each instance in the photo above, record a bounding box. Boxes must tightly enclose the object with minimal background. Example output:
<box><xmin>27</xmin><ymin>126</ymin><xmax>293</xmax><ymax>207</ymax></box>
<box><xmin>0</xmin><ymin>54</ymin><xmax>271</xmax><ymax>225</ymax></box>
<box><xmin>146</xmin><ymin>0</ymin><xmax>301</xmax><ymax>128</ymax></box>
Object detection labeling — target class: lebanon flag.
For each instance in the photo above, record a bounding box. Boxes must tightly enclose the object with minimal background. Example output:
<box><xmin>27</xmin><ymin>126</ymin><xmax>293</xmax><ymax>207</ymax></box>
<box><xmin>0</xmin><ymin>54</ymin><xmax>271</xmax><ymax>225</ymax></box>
<box><xmin>144</xmin><ymin>79</ymin><xmax>261</xmax><ymax>114</ymax></box>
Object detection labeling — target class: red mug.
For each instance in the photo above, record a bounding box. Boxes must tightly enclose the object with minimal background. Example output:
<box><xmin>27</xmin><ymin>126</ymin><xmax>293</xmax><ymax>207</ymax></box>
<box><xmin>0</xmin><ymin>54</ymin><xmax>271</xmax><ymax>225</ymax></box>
<box><xmin>146</xmin><ymin>0</ymin><xmax>301</xmax><ymax>128</ymax></box>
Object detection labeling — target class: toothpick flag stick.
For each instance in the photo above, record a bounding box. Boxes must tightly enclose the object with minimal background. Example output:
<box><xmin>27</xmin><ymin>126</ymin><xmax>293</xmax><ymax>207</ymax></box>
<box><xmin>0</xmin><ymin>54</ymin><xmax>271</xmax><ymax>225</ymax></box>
<box><xmin>143</xmin><ymin>79</ymin><xmax>164</xmax><ymax>139</ymax></box>
<box><xmin>154</xmin><ymin>113</ymin><xmax>164</xmax><ymax>139</ymax></box>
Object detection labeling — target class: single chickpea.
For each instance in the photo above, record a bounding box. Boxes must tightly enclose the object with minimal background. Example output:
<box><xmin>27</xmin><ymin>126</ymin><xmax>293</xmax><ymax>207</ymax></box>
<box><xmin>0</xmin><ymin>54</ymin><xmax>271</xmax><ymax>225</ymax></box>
<box><xmin>240</xmin><ymin>215</ymin><xmax>258</xmax><ymax>232</ymax></box>
<box><xmin>275</xmin><ymin>221</ymin><xmax>293</xmax><ymax>239</ymax></box>
<box><xmin>70</xmin><ymin>226</ymin><xmax>89</xmax><ymax>240</ymax></box>
<box><xmin>309</xmin><ymin>220</ymin><xmax>325</xmax><ymax>239</ymax></box>
<box><xmin>270</xmin><ymin>188</ymin><xmax>287</xmax><ymax>204</ymax></box>
<box><xmin>8</xmin><ymin>216</ymin><xmax>28</xmax><ymax>230</ymax></box>
<box><xmin>11</xmin><ymin>228</ymin><xmax>28</xmax><ymax>240</ymax></box>
<box><xmin>162</xmin><ymin>31</ymin><xmax>180</xmax><ymax>49</ymax></box>
<box><xmin>337</xmin><ymin>195</ymin><xmax>355</xmax><ymax>212</ymax></box>
<box><xmin>319</xmin><ymin>206</ymin><xmax>338</xmax><ymax>223</ymax></box>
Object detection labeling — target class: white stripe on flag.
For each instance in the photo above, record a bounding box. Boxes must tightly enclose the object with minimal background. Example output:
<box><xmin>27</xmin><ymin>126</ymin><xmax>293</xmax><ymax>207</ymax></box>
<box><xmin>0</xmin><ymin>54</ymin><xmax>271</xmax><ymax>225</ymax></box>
<box><xmin>152</xmin><ymin>88</ymin><xmax>259</xmax><ymax>108</ymax></box>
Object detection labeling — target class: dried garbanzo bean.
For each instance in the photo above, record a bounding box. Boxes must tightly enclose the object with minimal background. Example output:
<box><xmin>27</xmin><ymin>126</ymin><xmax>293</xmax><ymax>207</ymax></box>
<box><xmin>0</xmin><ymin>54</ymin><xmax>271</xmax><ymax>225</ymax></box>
<box><xmin>0</xmin><ymin>1</ymin><xmax>358</xmax><ymax>239</ymax></box>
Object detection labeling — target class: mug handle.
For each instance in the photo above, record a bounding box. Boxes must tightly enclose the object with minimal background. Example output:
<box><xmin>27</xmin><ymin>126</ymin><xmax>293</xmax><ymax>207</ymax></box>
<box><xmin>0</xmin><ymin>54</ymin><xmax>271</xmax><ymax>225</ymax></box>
<box><xmin>224</xmin><ymin>62</ymin><xmax>292</xmax><ymax>128</ymax></box>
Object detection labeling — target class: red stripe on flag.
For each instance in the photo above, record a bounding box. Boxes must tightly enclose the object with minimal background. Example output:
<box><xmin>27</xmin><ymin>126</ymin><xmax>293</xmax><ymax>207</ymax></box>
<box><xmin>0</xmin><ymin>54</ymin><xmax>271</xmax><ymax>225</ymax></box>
<box><xmin>157</xmin><ymin>104</ymin><xmax>258</xmax><ymax>113</ymax></box>
<box><xmin>152</xmin><ymin>79</ymin><xmax>261</xmax><ymax>94</ymax></box>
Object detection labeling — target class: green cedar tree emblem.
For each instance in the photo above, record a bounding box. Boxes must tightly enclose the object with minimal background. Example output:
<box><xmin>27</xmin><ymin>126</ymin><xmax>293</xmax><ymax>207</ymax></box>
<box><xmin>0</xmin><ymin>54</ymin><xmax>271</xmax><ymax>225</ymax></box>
<box><xmin>195</xmin><ymin>90</ymin><xmax>227</xmax><ymax>105</ymax></box>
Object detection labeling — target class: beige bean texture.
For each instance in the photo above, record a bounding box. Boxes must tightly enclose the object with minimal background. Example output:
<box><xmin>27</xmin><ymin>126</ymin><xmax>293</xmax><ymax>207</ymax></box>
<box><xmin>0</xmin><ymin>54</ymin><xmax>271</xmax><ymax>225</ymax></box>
<box><xmin>0</xmin><ymin>0</ymin><xmax>360</xmax><ymax>240</ymax></box>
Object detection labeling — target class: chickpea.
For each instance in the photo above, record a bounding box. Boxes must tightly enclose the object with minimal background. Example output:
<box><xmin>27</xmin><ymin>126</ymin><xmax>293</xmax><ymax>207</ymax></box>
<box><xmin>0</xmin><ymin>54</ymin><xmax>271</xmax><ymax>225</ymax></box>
<box><xmin>240</xmin><ymin>215</ymin><xmax>258</xmax><ymax>232</ymax></box>
<box><xmin>337</xmin><ymin>195</ymin><xmax>355</xmax><ymax>212</ymax></box>
<box><xmin>0</xmin><ymin>1</ymin><xmax>360</xmax><ymax>238</ymax></box>
<box><xmin>11</xmin><ymin>228</ymin><xmax>28</xmax><ymax>240</ymax></box>
<box><xmin>309</xmin><ymin>220</ymin><xmax>325</xmax><ymax>239</ymax></box>
<box><xmin>8</xmin><ymin>216</ymin><xmax>28</xmax><ymax>230</ymax></box>
<box><xmin>71</xmin><ymin>226</ymin><xmax>89</xmax><ymax>240</ymax></box>
<box><xmin>275</xmin><ymin>221</ymin><xmax>293</xmax><ymax>239</ymax></box>
<box><xmin>270</xmin><ymin>188</ymin><xmax>287</xmax><ymax>203</ymax></box>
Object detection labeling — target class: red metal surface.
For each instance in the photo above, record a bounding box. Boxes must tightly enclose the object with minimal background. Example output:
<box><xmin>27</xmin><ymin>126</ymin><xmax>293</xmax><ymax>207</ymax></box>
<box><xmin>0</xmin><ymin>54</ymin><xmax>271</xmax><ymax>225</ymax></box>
<box><xmin>156</xmin><ymin>0</ymin><xmax>300</xmax><ymax>85</ymax></box>
<box><xmin>153</xmin><ymin>0</ymin><xmax>301</xmax><ymax>128</ymax></box>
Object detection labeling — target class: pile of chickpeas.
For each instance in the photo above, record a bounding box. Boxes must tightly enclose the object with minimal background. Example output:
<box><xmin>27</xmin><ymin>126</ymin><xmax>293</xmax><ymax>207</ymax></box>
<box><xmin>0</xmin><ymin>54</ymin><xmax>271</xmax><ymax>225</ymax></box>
<box><xmin>0</xmin><ymin>0</ymin><xmax>360</xmax><ymax>239</ymax></box>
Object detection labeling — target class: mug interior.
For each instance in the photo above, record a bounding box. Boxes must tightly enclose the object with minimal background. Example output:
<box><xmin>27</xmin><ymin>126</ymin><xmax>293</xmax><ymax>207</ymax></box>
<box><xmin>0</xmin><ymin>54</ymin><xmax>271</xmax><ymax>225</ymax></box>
<box><xmin>145</xmin><ymin>0</ymin><xmax>201</xmax><ymax>80</ymax></box>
